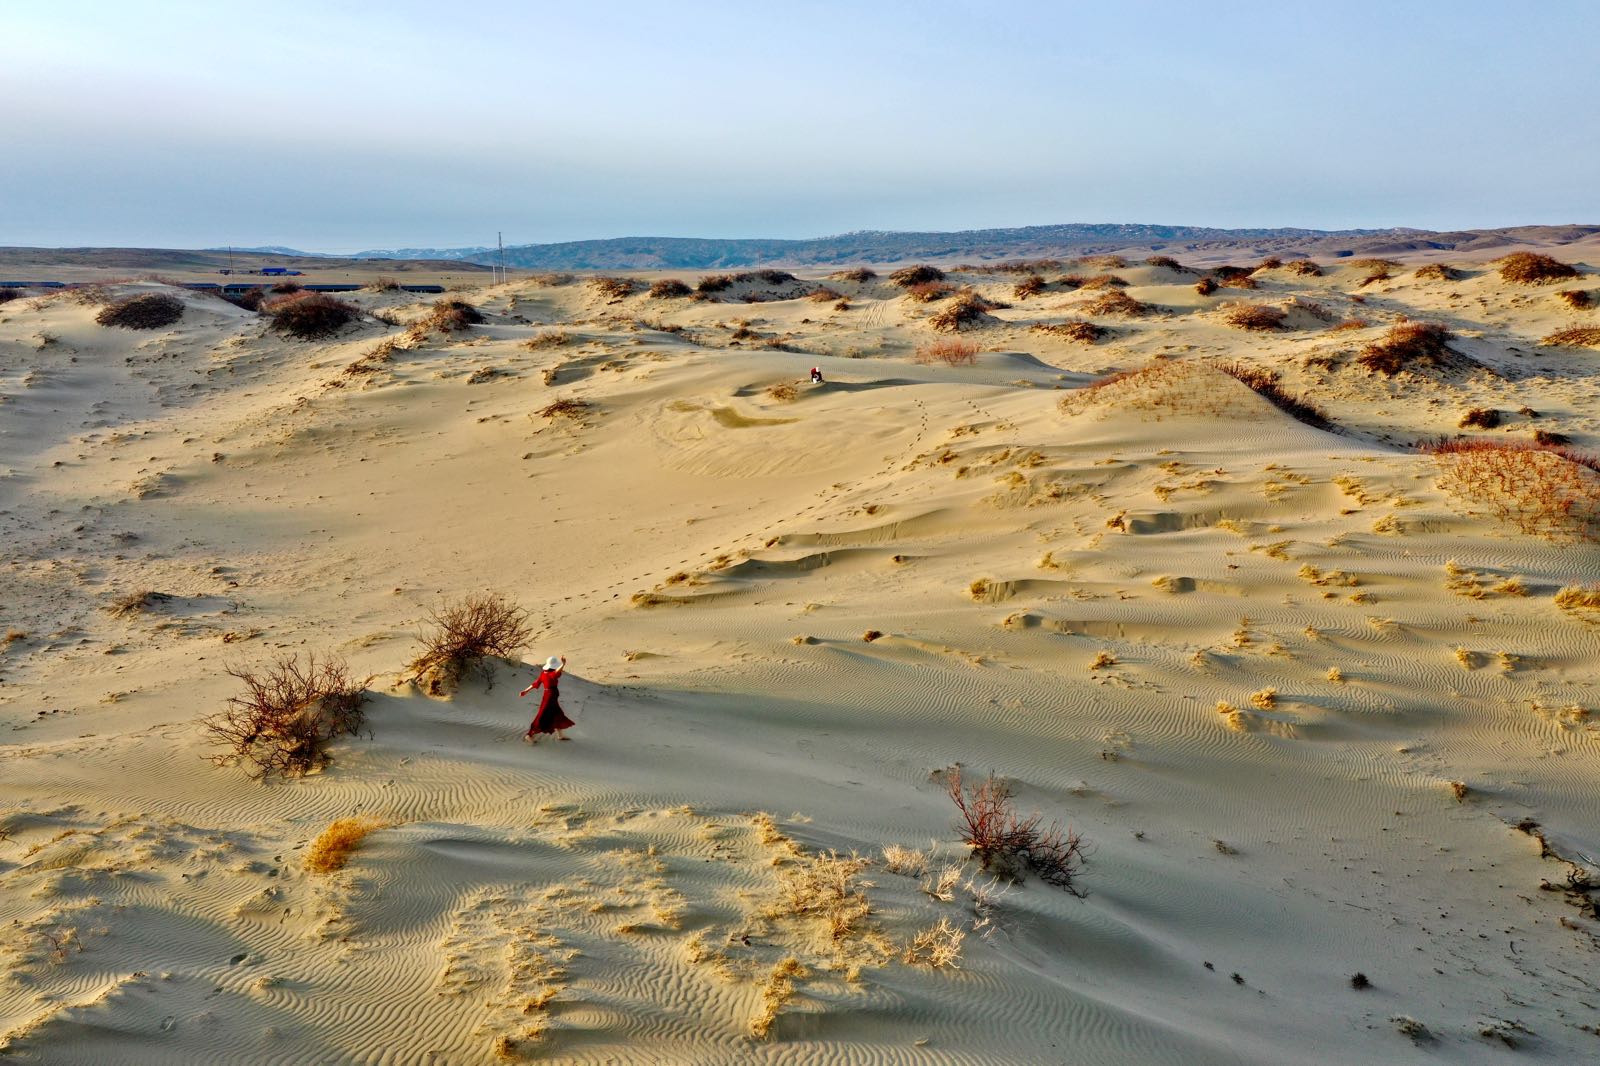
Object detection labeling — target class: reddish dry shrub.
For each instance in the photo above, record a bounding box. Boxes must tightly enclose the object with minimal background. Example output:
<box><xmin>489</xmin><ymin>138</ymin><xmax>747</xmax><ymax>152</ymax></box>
<box><xmin>221</xmin><ymin>288</ymin><xmax>268</xmax><ymax>312</ymax></box>
<box><xmin>929</xmin><ymin>289</ymin><xmax>999</xmax><ymax>332</ymax></box>
<box><xmin>947</xmin><ymin>768</ymin><xmax>1087</xmax><ymax>895</ymax></box>
<box><xmin>1543</xmin><ymin>326</ymin><xmax>1600</xmax><ymax>347</ymax></box>
<box><xmin>1328</xmin><ymin>318</ymin><xmax>1369</xmax><ymax>332</ymax></box>
<box><xmin>915</xmin><ymin>339</ymin><xmax>979</xmax><ymax>366</ymax></box>
<box><xmin>1349</xmin><ymin>258</ymin><xmax>1399</xmax><ymax>287</ymax></box>
<box><xmin>1555</xmin><ymin>289</ymin><xmax>1593</xmax><ymax>310</ymax></box>
<box><xmin>1144</xmin><ymin>255</ymin><xmax>1186</xmax><ymax>271</ymax></box>
<box><xmin>1255</xmin><ymin>256</ymin><xmax>1283</xmax><ymax>271</ymax></box>
<box><xmin>1284</xmin><ymin>259</ymin><xmax>1323</xmax><ymax>277</ymax></box>
<box><xmin>1499</xmin><ymin>252</ymin><xmax>1579</xmax><ymax>284</ymax></box>
<box><xmin>267</xmin><ymin>293</ymin><xmax>359</xmax><ymax>339</ymax></box>
<box><xmin>1413</xmin><ymin>263</ymin><xmax>1460</xmax><ymax>282</ymax></box>
<box><xmin>1082</xmin><ymin>290</ymin><xmax>1151</xmax><ymax>317</ymax></box>
<box><xmin>406</xmin><ymin>592</ymin><xmax>534</xmax><ymax>694</ymax></box>
<box><xmin>1195</xmin><ymin>276</ymin><xmax>1219</xmax><ymax>296</ymax></box>
<box><xmin>1077</xmin><ymin>273</ymin><xmax>1128</xmax><ymax>290</ymax></box>
<box><xmin>828</xmin><ymin>267</ymin><xmax>876</xmax><ymax>282</ymax></box>
<box><xmin>1357</xmin><ymin>322</ymin><xmax>1459</xmax><ymax>375</ymax></box>
<box><xmin>696</xmin><ymin>274</ymin><xmax>733</xmax><ymax>293</ymax></box>
<box><xmin>1459</xmin><ymin>407</ymin><xmax>1501</xmax><ymax>429</ymax></box>
<box><xmin>890</xmin><ymin>264</ymin><xmax>946</xmax><ymax>287</ymax></box>
<box><xmin>1030</xmin><ymin>320</ymin><xmax>1104</xmax><ymax>343</ymax></box>
<box><xmin>1222</xmin><ymin>304</ymin><xmax>1286</xmax><ymax>331</ymax></box>
<box><xmin>904</xmin><ymin>281</ymin><xmax>954</xmax><ymax>303</ymax></box>
<box><xmin>95</xmin><ymin>293</ymin><xmax>184</xmax><ymax>330</ymax></box>
<box><xmin>200</xmin><ymin>653</ymin><xmax>370</xmax><ymax>779</ymax></box>
<box><xmin>1060</xmin><ymin>274</ymin><xmax>1089</xmax><ymax>289</ymax></box>
<box><xmin>1216</xmin><ymin>361</ymin><xmax>1333</xmax><ymax>430</ymax></box>
<box><xmin>1423</xmin><ymin>438</ymin><xmax>1600</xmax><ymax>540</ymax></box>
<box><xmin>806</xmin><ymin>286</ymin><xmax>844</xmax><ymax>303</ymax></box>
<box><xmin>648</xmin><ymin>278</ymin><xmax>692</xmax><ymax>299</ymax></box>
<box><xmin>1013</xmin><ymin>274</ymin><xmax>1047</xmax><ymax>299</ymax></box>
<box><xmin>590</xmin><ymin>276</ymin><xmax>636</xmax><ymax>299</ymax></box>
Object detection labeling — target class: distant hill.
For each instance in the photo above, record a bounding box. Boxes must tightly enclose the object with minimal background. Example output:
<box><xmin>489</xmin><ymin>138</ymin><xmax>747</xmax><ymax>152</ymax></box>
<box><xmin>347</xmin><ymin>222</ymin><xmax>1600</xmax><ymax>270</ymax></box>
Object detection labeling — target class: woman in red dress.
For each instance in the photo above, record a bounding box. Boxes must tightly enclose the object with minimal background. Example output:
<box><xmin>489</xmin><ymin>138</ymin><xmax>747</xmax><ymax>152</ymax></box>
<box><xmin>520</xmin><ymin>655</ymin><xmax>574</xmax><ymax>743</ymax></box>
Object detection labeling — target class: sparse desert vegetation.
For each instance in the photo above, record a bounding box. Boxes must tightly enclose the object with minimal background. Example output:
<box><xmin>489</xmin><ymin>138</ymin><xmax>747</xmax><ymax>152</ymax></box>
<box><xmin>889</xmin><ymin>264</ymin><xmax>945</xmax><ymax>288</ymax></box>
<box><xmin>590</xmin><ymin>276</ymin><xmax>637</xmax><ymax>299</ymax></box>
<box><xmin>200</xmin><ymin>653</ymin><xmax>370</xmax><ymax>779</ymax></box>
<box><xmin>915</xmin><ymin>339</ymin><xmax>978</xmax><ymax>366</ymax></box>
<box><xmin>1357</xmin><ymin>321</ymin><xmax>1458</xmax><ymax>375</ymax></box>
<box><xmin>406</xmin><ymin>592</ymin><xmax>534</xmax><ymax>694</ymax></box>
<box><xmin>1498</xmin><ymin>252</ymin><xmax>1579</xmax><ymax>284</ymax></box>
<box><xmin>304</xmin><ymin>816</ymin><xmax>387</xmax><ymax>873</ymax></box>
<box><xmin>648</xmin><ymin>278</ymin><xmax>692</xmax><ymax>299</ymax></box>
<box><xmin>1542</xmin><ymin>326</ymin><xmax>1600</xmax><ymax>348</ymax></box>
<box><xmin>95</xmin><ymin>292</ymin><xmax>184</xmax><ymax>329</ymax></box>
<box><xmin>267</xmin><ymin>293</ymin><xmax>360</xmax><ymax>339</ymax></box>
<box><xmin>947</xmin><ymin>768</ymin><xmax>1087</xmax><ymax>894</ymax></box>
<box><xmin>1222</xmin><ymin>303</ymin><xmax>1286</xmax><ymax>331</ymax></box>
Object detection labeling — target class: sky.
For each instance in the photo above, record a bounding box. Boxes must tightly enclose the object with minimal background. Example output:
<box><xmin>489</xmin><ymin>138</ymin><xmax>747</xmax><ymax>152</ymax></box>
<box><xmin>2</xmin><ymin>1</ymin><xmax>1598</xmax><ymax>252</ymax></box>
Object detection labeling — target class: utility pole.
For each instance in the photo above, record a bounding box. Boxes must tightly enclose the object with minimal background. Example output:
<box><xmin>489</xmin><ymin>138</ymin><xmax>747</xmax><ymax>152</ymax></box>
<box><xmin>497</xmin><ymin>231</ymin><xmax>505</xmax><ymax>285</ymax></box>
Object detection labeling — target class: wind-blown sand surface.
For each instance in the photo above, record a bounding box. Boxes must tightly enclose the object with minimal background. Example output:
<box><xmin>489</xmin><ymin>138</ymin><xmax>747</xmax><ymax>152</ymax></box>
<box><xmin>3</xmin><ymin>256</ymin><xmax>1599</xmax><ymax>1063</ymax></box>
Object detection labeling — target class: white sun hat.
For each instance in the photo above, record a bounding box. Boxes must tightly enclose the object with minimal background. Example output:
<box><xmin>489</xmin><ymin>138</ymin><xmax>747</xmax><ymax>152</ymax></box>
<box><xmin>544</xmin><ymin>656</ymin><xmax>562</xmax><ymax>671</ymax></box>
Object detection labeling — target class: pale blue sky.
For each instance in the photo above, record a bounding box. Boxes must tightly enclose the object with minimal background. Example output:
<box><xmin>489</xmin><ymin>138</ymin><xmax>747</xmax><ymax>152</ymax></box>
<box><xmin>2</xmin><ymin>1</ymin><xmax>1596</xmax><ymax>251</ymax></box>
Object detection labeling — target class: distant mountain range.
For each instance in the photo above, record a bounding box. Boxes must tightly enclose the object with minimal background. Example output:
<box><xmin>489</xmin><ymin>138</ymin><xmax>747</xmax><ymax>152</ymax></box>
<box><xmin>339</xmin><ymin>222</ymin><xmax>1600</xmax><ymax>270</ymax></box>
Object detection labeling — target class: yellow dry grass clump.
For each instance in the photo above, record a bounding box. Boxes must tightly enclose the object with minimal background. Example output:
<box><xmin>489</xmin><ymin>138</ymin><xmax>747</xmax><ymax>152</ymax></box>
<box><xmin>304</xmin><ymin>816</ymin><xmax>387</xmax><ymax>873</ymax></box>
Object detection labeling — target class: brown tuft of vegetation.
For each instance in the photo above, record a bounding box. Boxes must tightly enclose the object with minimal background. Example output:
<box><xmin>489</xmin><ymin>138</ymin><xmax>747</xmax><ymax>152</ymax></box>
<box><xmin>362</xmin><ymin>276</ymin><xmax>401</xmax><ymax>292</ymax></box>
<box><xmin>1194</xmin><ymin>276</ymin><xmax>1219</xmax><ymax>296</ymax></box>
<box><xmin>405</xmin><ymin>593</ymin><xmax>534</xmax><ymax>694</ymax></box>
<box><xmin>304</xmin><ymin>816</ymin><xmax>386</xmax><ymax>874</ymax></box>
<box><xmin>915</xmin><ymin>339</ymin><xmax>979</xmax><ymax>366</ymax></box>
<box><xmin>1080</xmin><ymin>255</ymin><xmax>1127</xmax><ymax>269</ymax></box>
<box><xmin>540</xmin><ymin>397</ymin><xmax>592</xmax><ymax>419</ymax></box>
<box><xmin>0</xmin><ymin>287</ymin><xmax>23</xmax><ymax>304</ymax></box>
<box><xmin>1542</xmin><ymin>326</ymin><xmax>1600</xmax><ymax>348</ymax></box>
<box><xmin>1357</xmin><ymin>322</ymin><xmax>1457</xmax><ymax>375</ymax></box>
<box><xmin>1013</xmin><ymin>274</ymin><xmax>1047</xmax><ymax>299</ymax></box>
<box><xmin>807</xmin><ymin>286</ymin><xmax>843</xmax><ymax>303</ymax></box>
<box><xmin>1082</xmin><ymin>290</ymin><xmax>1151</xmax><ymax>317</ymax></box>
<box><xmin>423</xmin><ymin>298</ymin><xmax>486</xmax><ymax>332</ymax></box>
<box><xmin>1424</xmin><ymin>438</ymin><xmax>1600</xmax><ymax>540</ymax></box>
<box><xmin>767</xmin><ymin>382</ymin><xmax>799</xmax><ymax>402</ymax></box>
<box><xmin>1222</xmin><ymin>304</ymin><xmax>1286</xmax><ymax>331</ymax></box>
<box><xmin>1498</xmin><ymin>252</ymin><xmax>1579</xmax><ymax>284</ymax></box>
<box><xmin>903</xmin><ymin>280</ymin><xmax>954</xmax><ymax>303</ymax></box>
<box><xmin>828</xmin><ymin>267</ymin><xmax>876</xmax><ymax>282</ymax></box>
<box><xmin>647</xmin><ymin>278</ymin><xmax>692</xmax><ymax>299</ymax></box>
<box><xmin>1255</xmin><ymin>256</ymin><xmax>1283</xmax><ymax>271</ymax></box>
<box><xmin>889</xmin><ymin>264</ymin><xmax>946</xmax><ymax>288</ymax></box>
<box><xmin>929</xmin><ymin>289</ymin><xmax>998</xmax><ymax>332</ymax></box>
<box><xmin>200</xmin><ymin>652</ymin><xmax>371</xmax><ymax>779</ymax></box>
<box><xmin>696</xmin><ymin>274</ymin><xmax>733</xmax><ymax>293</ymax></box>
<box><xmin>1554</xmin><ymin>584</ymin><xmax>1600</xmax><ymax>611</ymax></box>
<box><xmin>108</xmin><ymin>589</ymin><xmax>173</xmax><ymax>617</ymax></box>
<box><xmin>1459</xmin><ymin>407</ymin><xmax>1501</xmax><ymax>429</ymax></box>
<box><xmin>1534</xmin><ymin>429</ymin><xmax>1571</xmax><ymax>446</ymax></box>
<box><xmin>1555</xmin><ymin>289</ymin><xmax>1593</xmax><ymax>310</ymax></box>
<box><xmin>947</xmin><ymin>768</ymin><xmax>1088</xmax><ymax>895</ymax></box>
<box><xmin>1413</xmin><ymin>263</ymin><xmax>1460</xmax><ymax>282</ymax></box>
<box><xmin>95</xmin><ymin>293</ymin><xmax>184</xmax><ymax>330</ymax></box>
<box><xmin>270</xmin><ymin>281</ymin><xmax>302</xmax><ymax>294</ymax></box>
<box><xmin>1144</xmin><ymin>255</ymin><xmax>1187</xmax><ymax>271</ymax></box>
<box><xmin>522</xmin><ymin>330</ymin><xmax>571</xmax><ymax>350</ymax></box>
<box><xmin>221</xmin><ymin>288</ymin><xmax>268</xmax><ymax>312</ymax></box>
<box><xmin>267</xmin><ymin>293</ymin><xmax>360</xmax><ymax>340</ymax></box>
<box><xmin>529</xmin><ymin>272</ymin><xmax>573</xmax><ymax>287</ymax></box>
<box><xmin>1077</xmin><ymin>273</ymin><xmax>1128</xmax><ymax>290</ymax></box>
<box><xmin>1216</xmin><ymin>361</ymin><xmax>1334</xmax><ymax>430</ymax></box>
<box><xmin>1284</xmin><ymin>259</ymin><xmax>1323</xmax><ymax>277</ymax></box>
<box><xmin>1030</xmin><ymin>320</ymin><xmax>1104</xmax><ymax>343</ymax></box>
<box><xmin>590</xmin><ymin>276</ymin><xmax>637</xmax><ymax>299</ymax></box>
<box><xmin>1328</xmin><ymin>318</ymin><xmax>1369</xmax><ymax>332</ymax></box>
<box><xmin>1350</xmin><ymin>258</ymin><xmax>1398</xmax><ymax>287</ymax></box>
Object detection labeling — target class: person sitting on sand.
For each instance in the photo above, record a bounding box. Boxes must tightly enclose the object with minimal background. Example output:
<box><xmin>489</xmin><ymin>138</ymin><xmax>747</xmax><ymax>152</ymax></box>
<box><xmin>810</xmin><ymin>366</ymin><xmax>824</xmax><ymax>383</ymax></box>
<box><xmin>520</xmin><ymin>655</ymin><xmax>574</xmax><ymax>743</ymax></box>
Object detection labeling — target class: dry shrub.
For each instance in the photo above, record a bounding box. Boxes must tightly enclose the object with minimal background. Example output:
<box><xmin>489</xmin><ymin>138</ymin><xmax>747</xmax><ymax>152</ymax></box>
<box><xmin>735</xmin><ymin>269</ymin><xmax>797</xmax><ymax>286</ymax></box>
<box><xmin>522</xmin><ymin>330</ymin><xmax>571</xmax><ymax>350</ymax></box>
<box><xmin>767</xmin><ymin>382</ymin><xmax>798</xmax><ymax>402</ymax></box>
<box><xmin>1555</xmin><ymin>289</ymin><xmax>1594</xmax><ymax>310</ymax></box>
<box><xmin>267</xmin><ymin>293</ymin><xmax>359</xmax><ymax>339</ymax></box>
<box><xmin>1195</xmin><ymin>277</ymin><xmax>1218</xmax><ymax>296</ymax></box>
<box><xmin>890</xmin><ymin>264</ymin><xmax>946</xmax><ymax>287</ymax></box>
<box><xmin>1060</xmin><ymin>274</ymin><xmax>1089</xmax><ymax>289</ymax></box>
<box><xmin>363</xmin><ymin>276</ymin><xmax>401</xmax><ymax>292</ymax></box>
<box><xmin>1459</xmin><ymin>407</ymin><xmax>1501</xmax><ymax>429</ymax></box>
<box><xmin>1284</xmin><ymin>259</ymin><xmax>1323</xmax><ymax>277</ymax></box>
<box><xmin>1082</xmin><ymin>290</ymin><xmax>1150</xmax><ymax>317</ymax></box>
<box><xmin>539</xmin><ymin>397</ymin><xmax>591</xmax><ymax>419</ymax></box>
<box><xmin>529</xmin><ymin>272</ymin><xmax>573</xmax><ymax>287</ymax></box>
<box><xmin>1013</xmin><ymin>274</ymin><xmax>1047</xmax><ymax>299</ymax></box>
<box><xmin>1222</xmin><ymin>303</ymin><xmax>1286</xmax><ymax>331</ymax></box>
<box><xmin>1425</xmin><ymin>439</ymin><xmax>1600</xmax><ymax>540</ymax></box>
<box><xmin>828</xmin><ymin>267</ymin><xmax>876</xmax><ymax>282</ymax></box>
<box><xmin>696</xmin><ymin>274</ymin><xmax>733</xmax><ymax>293</ymax></box>
<box><xmin>1499</xmin><ymin>252</ymin><xmax>1578</xmax><ymax>284</ymax></box>
<box><xmin>1534</xmin><ymin>429</ymin><xmax>1571</xmax><ymax>446</ymax></box>
<box><xmin>1328</xmin><ymin>318</ymin><xmax>1369</xmax><ymax>332</ymax></box>
<box><xmin>200</xmin><ymin>652</ymin><xmax>370</xmax><ymax>779</ymax></box>
<box><xmin>902</xmin><ymin>916</ymin><xmax>965</xmax><ymax>968</ymax></box>
<box><xmin>647</xmin><ymin>278</ymin><xmax>692</xmax><ymax>299</ymax></box>
<box><xmin>1555</xmin><ymin>584</ymin><xmax>1600</xmax><ymax>611</ymax></box>
<box><xmin>590</xmin><ymin>276</ymin><xmax>636</xmax><ymax>299</ymax></box>
<box><xmin>947</xmin><ymin>768</ymin><xmax>1087</xmax><ymax>895</ymax></box>
<box><xmin>221</xmin><ymin>288</ymin><xmax>268</xmax><ymax>312</ymax></box>
<box><xmin>904</xmin><ymin>280</ymin><xmax>953</xmax><ymax>303</ymax></box>
<box><xmin>749</xmin><ymin>956</ymin><xmax>805</xmax><ymax>1040</ymax></box>
<box><xmin>929</xmin><ymin>290</ymin><xmax>997</xmax><ymax>332</ymax></box>
<box><xmin>424</xmin><ymin>298</ymin><xmax>485</xmax><ymax>331</ymax></box>
<box><xmin>1144</xmin><ymin>255</ymin><xmax>1187</xmax><ymax>271</ymax></box>
<box><xmin>1215</xmin><ymin>361</ymin><xmax>1333</xmax><ymax>430</ymax></box>
<box><xmin>304</xmin><ymin>816</ymin><xmax>386</xmax><ymax>874</ymax></box>
<box><xmin>95</xmin><ymin>293</ymin><xmax>184</xmax><ymax>330</ymax></box>
<box><xmin>1080</xmin><ymin>255</ymin><xmax>1126</xmax><ymax>269</ymax></box>
<box><xmin>0</xmin><ymin>287</ymin><xmax>23</xmax><ymax>304</ymax></box>
<box><xmin>1543</xmin><ymin>326</ymin><xmax>1600</xmax><ymax>348</ymax></box>
<box><xmin>1350</xmin><ymin>258</ymin><xmax>1398</xmax><ymax>286</ymax></box>
<box><xmin>406</xmin><ymin>593</ymin><xmax>533</xmax><ymax>694</ymax></box>
<box><xmin>807</xmin><ymin>286</ymin><xmax>843</xmax><ymax>303</ymax></box>
<box><xmin>68</xmin><ymin>283</ymin><xmax>112</xmax><ymax>305</ymax></box>
<box><xmin>1077</xmin><ymin>273</ymin><xmax>1128</xmax><ymax>290</ymax></box>
<box><xmin>1413</xmin><ymin>263</ymin><xmax>1459</xmax><ymax>282</ymax></box>
<box><xmin>881</xmin><ymin>844</ymin><xmax>927</xmax><ymax>876</ymax></box>
<box><xmin>1030</xmin><ymin>320</ymin><xmax>1104</xmax><ymax>343</ymax></box>
<box><xmin>270</xmin><ymin>280</ymin><xmax>302</xmax><ymax>294</ymax></box>
<box><xmin>1255</xmin><ymin>256</ymin><xmax>1283</xmax><ymax>271</ymax></box>
<box><xmin>1357</xmin><ymin>322</ymin><xmax>1459</xmax><ymax>375</ymax></box>
<box><xmin>915</xmin><ymin>339</ymin><xmax>979</xmax><ymax>366</ymax></box>
<box><xmin>108</xmin><ymin>589</ymin><xmax>172</xmax><ymax>617</ymax></box>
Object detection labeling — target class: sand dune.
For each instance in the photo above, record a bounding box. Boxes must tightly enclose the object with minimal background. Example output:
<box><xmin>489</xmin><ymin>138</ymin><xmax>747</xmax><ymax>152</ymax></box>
<box><xmin>4</xmin><ymin>252</ymin><xmax>1600</xmax><ymax>1062</ymax></box>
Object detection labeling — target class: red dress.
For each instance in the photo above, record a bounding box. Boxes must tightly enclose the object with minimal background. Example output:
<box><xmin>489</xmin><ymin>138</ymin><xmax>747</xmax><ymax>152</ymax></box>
<box><xmin>526</xmin><ymin>668</ymin><xmax>575</xmax><ymax>735</ymax></box>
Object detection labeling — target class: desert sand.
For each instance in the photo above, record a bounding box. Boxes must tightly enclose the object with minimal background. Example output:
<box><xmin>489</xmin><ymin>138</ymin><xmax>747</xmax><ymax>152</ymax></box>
<box><xmin>3</xmin><ymin>251</ymin><xmax>1600</xmax><ymax>1064</ymax></box>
